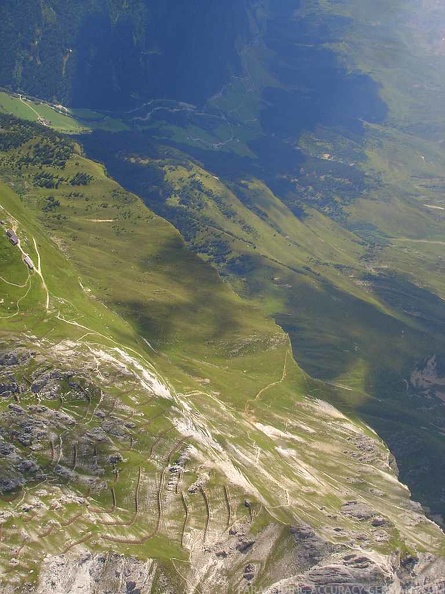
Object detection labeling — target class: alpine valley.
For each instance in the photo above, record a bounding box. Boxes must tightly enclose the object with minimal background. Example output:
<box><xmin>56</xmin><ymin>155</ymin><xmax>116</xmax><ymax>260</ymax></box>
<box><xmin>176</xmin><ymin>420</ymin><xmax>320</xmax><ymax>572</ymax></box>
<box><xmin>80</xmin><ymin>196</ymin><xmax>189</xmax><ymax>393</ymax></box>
<box><xmin>0</xmin><ymin>1</ymin><xmax>445</xmax><ymax>592</ymax></box>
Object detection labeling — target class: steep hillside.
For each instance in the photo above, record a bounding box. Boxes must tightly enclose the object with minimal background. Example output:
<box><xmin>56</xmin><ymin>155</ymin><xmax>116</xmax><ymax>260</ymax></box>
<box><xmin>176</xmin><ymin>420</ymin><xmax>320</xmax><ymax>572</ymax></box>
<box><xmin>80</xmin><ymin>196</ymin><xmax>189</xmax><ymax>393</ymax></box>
<box><xmin>0</xmin><ymin>0</ymin><xmax>252</xmax><ymax>109</ymax></box>
<box><xmin>71</xmin><ymin>0</ymin><xmax>445</xmax><ymax>524</ymax></box>
<box><xmin>1</xmin><ymin>0</ymin><xmax>445</xmax><ymax>590</ymax></box>
<box><xmin>2</xmin><ymin>0</ymin><xmax>444</xmax><ymax>525</ymax></box>
<box><xmin>0</xmin><ymin>116</ymin><xmax>444</xmax><ymax>592</ymax></box>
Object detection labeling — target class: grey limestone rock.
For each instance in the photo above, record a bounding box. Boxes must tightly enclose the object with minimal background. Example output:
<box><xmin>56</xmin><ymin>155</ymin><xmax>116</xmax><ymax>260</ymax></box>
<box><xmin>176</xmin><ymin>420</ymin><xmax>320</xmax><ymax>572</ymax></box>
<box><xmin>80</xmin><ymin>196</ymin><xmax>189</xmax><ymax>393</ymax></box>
<box><xmin>341</xmin><ymin>500</ymin><xmax>375</xmax><ymax>521</ymax></box>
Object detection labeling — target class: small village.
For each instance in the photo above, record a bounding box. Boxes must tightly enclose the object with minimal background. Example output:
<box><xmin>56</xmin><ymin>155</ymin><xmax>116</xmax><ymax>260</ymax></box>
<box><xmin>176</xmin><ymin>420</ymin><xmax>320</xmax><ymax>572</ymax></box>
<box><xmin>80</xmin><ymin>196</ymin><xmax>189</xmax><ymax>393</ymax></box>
<box><xmin>1</xmin><ymin>221</ymin><xmax>35</xmax><ymax>270</ymax></box>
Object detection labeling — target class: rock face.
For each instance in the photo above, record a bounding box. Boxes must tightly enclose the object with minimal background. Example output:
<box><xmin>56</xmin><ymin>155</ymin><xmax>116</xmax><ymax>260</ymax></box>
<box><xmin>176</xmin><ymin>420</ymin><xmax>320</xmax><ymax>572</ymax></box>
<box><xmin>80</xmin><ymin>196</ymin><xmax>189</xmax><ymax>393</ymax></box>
<box><xmin>261</xmin><ymin>551</ymin><xmax>445</xmax><ymax>594</ymax></box>
<box><xmin>342</xmin><ymin>501</ymin><xmax>376</xmax><ymax>522</ymax></box>
<box><xmin>289</xmin><ymin>524</ymin><xmax>336</xmax><ymax>569</ymax></box>
<box><xmin>0</xmin><ymin>350</ymin><xmax>128</xmax><ymax>497</ymax></box>
<box><xmin>26</xmin><ymin>543</ymin><xmax>445</xmax><ymax>594</ymax></box>
<box><xmin>0</xmin><ymin>343</ymin><xmax>443</xmax><ymax>593</ymax></box>
<box><xmin>33</xmin><ymin>553</ymin><xmax>159</xmax><ymax>594</ymax></box>
<box><xmin>411</xmin><ymin>354</ymin><xmax>445</xmax><ymax>404</ymax></box>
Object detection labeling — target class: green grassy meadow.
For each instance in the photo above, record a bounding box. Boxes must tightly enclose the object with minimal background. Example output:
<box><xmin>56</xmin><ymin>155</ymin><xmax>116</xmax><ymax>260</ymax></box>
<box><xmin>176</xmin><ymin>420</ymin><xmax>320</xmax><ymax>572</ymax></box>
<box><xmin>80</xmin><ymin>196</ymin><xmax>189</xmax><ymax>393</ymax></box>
<box><xmin>0</xmin><ymin>92</ymin><xmax>128</xmax><ymax>135</ymax></box>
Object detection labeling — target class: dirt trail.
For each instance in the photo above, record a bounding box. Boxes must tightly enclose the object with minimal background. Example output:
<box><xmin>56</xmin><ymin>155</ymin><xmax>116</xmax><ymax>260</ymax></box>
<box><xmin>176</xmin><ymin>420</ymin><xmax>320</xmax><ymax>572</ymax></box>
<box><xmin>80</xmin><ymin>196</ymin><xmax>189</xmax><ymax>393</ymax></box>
<box><xmin>0</xmin><ymin>275</ymin><xmax>32</xmax><ymax>319</ymax></box>
<box><xmin>19</xmin><ymin>94</ymin><xmax>46</xmax><ymax>124</ymax></box>
<box><xmin>0</xmin><ymin>204</ymin><xmax>49</xmax><ymax>310</ymax></box>
<box><xmin>32</xmin><ymin>237</ymin><xmax>50</xmax><ymax>310</ymax></box>
<box><xmin>243</xmin><ymin>349</ymin><xmax>290</xmax><ymax>413</ymax></box>
<box><xmin>86</xmin><ymin>219</ymin><xmax>115</xmax><ymax>223</ymax></box>
<box><xmin>394</xmin><ymin>238</ymin><xmax>445</xmax><ymax>246</ymax></box>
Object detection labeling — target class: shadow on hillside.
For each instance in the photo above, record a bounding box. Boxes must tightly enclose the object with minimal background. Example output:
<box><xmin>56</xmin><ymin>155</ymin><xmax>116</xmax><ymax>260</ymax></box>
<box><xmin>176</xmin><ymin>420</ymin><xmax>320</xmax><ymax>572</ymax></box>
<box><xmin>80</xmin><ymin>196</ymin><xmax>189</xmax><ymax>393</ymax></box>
<box><xmin>108</xmin><ymin>235</ymin><xmax>261</xmax><ymax>355</ymax></box>
<box><xmin>279</xmin><ymin>270</ymin><xmax>445</xmax><ymax>522</ymax></box>
<box><xmin>72</xmin><ymin>0</ymin><xmax>250</xmax><ymax>110</ymax></box>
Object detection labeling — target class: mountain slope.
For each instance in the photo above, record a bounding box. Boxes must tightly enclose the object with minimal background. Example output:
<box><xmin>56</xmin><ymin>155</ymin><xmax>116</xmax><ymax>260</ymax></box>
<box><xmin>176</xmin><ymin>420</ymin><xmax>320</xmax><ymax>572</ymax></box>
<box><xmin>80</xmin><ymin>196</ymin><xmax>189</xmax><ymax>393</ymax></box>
<box><xmin>0</xmin><ymin>0</ymin><xmax>252</xmax><ymax>109</ymax></box>
<box><xmin>2</xmin><ymin>0</ymin><xmax>443</xmax><ymax>528</ymax></box>
<box><xmin>1</xmin><ymin>0</ymin><xmax>445</xmax><ymax>590</ymax></box>
<box><xmin>1</xmin><ymin>116</ymin><xmax>444</xmax><ymax>592</ymax></box>
<box><xmin>81</xmin><ymin>125</ymin><xmax>445</xmax><ymax>524</ymax></box>
<box><xmin>66</xmin><ymin>0</ymin><xmax>445</xmax><ymax>524</ymax></box>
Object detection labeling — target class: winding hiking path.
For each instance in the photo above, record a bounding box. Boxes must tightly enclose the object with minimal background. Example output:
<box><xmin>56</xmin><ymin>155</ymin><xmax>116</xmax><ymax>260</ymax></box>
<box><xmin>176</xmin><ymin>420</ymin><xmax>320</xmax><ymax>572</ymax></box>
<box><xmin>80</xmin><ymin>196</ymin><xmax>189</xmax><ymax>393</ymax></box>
<box><xmin>243</xmin><ymin>348</ymin><xmax>290</xmax><ymax>414</ymax></box>
<box><xmin>0</xmin><ymin>204</ymin><xmax>49</xmax><ymax>310</ymax></box>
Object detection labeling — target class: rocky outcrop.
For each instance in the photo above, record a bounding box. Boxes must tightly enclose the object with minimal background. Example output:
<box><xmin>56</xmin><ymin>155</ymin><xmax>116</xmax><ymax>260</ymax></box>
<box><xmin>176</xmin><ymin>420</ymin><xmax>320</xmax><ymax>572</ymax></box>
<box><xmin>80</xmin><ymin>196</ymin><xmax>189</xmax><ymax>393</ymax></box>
<box><xmin>0</xmin><ymin>349</ymin><xmax>33</xmax><ymax>368</ymax></box>
<box><xmin>410</xmin><ymin>354</ymin><xmax>445</xmax><ymax>403</ymax></box>
<box><xmin>0</xmin><ymin>344</ymin><xmax>443</xmax><ymax>594</ymax></box>
<box><xmin>24</xmin><ymin>539</ymin><xmax>445</xmax><ymax>594</ymax></box>
<box><xmin>262</xmin><ymin>551</ymin><xmax>445</xmax><ymax>594</ymax></box>
<box><xmin>33</xmin><ymin>553</ymin><xmax>159</xmax><ymax>594</ymax></box>
<box><xmin>0</xmin><ymin>350</ymin><xmax>125</xmax><ymax>496</ymax></box>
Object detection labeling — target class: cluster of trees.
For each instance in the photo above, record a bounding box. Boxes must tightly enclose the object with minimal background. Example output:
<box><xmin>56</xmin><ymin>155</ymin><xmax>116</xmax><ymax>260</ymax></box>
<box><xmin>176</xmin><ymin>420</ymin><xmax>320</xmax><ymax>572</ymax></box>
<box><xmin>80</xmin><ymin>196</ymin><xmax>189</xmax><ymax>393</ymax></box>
<box><xmin>42</xmin><ymin>195</ymin><xmax>61</xmax><ymax>212</ymax></box>
<box><xmin>263</xmin><ymin>153</ymin><xmax>371</xmax><ymax>222</ymax></box>
<box><xmin>34</xmin><ymin>171</ymin><xmax>61</xmax><ymax>188</ymax></box>
<box><xmin>0</xmin><ymin>0</ymin><xmax>250</xmax><ymax>110</ymax></box>
<box><xmin>182</xmin><ymin>174</ymin><xmax>256</xmax><ymax>237</ymax></box>
<box><xmin>30</xmin><ymin>139</ymin><xmax>73</xmax><ymax>167</ymax></box>
<box><xmin>69</xmin><ymin>172</ymin><xmax>92</xmax><ymax>186</ymax></box>
<box><xmin>0</xmin><ymin>114</ymin><xmax>36</xmax><ymax>150</ymax></box>
<box><xmin>0</xmin><ymin>115</ymin><xmax>73</xmax><ymax>168</ymax></box>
